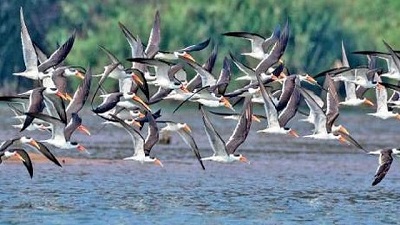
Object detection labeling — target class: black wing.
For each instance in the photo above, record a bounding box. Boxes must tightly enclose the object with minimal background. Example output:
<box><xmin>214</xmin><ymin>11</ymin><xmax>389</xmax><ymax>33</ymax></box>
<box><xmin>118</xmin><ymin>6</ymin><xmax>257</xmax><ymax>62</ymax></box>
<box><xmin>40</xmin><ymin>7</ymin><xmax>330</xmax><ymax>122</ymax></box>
<box><xmin>143</xmin><ymin>111</ymin><xmax>159</xmax><ymax>156</ymax></box>
<box><xmin>276</xmin><ymin>75</ymin><xmax>296</xmax><ymax>111</ymax></box>
<box><xmin>0</xmin><ymin>138</ymin><xmax>19</xmax><ymax>151</ymax></box>
<box><xmin>262</xmin><ymin>25</ymin><xmax>281</xmax><ymax>52</ymax></box>
<box><xmin>213</xmin><ymin>57</ymin><xmax>231</xmax><ymax>96</ymax></box>
<box><xmin>225</xmin><ymin>97</ymin><xmax>253</xmax><ymax>154</ymax></box>
<box><xmin>51</xmin><ymin>68</ymin><xmax>68</xmax><ymax>95</ymax></box>
<box><xmin>38</xmin><ymin>31</ymin><xmax>75</xmax><ymax>72</ymax></box>
<box><xmin>372</xmin><ymin>150</ymin><xmax>393</xmax><ymax>186</ymax></box>
<box><xmin>278</xmin><ymin>85</ymin><xmax>300</xmax><ymax>127</ymax></box>
<box><xmin>64</xmin><ymin>113</ymin><xmax>82</xmax><ymax>141</ymax></box>
<box><xmin>179</xmin><ymin>38</ymin><xmax>210</xmax><ymax>52</ymax></box>
<box><xmin>145</xmin><ymin>10</ymin><xmax>161</xmax><ymax>58</ymax></box>
<box><xmin>43</xmin><ymin>88</ymin><xmax>67</xmax><ymax>124</ymax></box>
<box><xmin>21</xmin><ymin>88</ymin><xmax>46</xmax><ymax>132</ymax></box>
<box><xmin>148</xmin><ymin>87</ymin><xmax>172</xmax><ymax>104</ymax></box>
<box><xmin>36</xmin><ymin>141</ymin><xmax>62</xmax><ymax>167</ymax></box>
<box><xmin>202</xmin><ymin>43</ymin><xmax>218</xmax><ymax>73</ymax></box>
<box><xmin>92</xmin><ymin>92</ymin><xmax>123</xmax><ymax>114</ymax></box>
<box><xmin>325</xmin><ymin>75</ymin><xmax>340</xmax><ymax>133</ymax></box>
<box><xmin>254</xmin><ymin>20</ymin><xmax>290</xmax><ymax>76</ymax></box>
<box><xmin>66</xmin><ymin>67</ymin><xmax>92</xmax><ymax>116</ymax></box>
<box><xmin>383</xmin><ymin>41</ymin><xmax>400</xmax><ymax>73</ymax></box>
<box><xmin>175</xmin><ymin>125</ymin><xmax>205</xmax><ymax>170</ymax></box>
<box><xmin>11</xmin><ymin>148</ymin><xmax>33</xmax><ymax>178</ymax></box>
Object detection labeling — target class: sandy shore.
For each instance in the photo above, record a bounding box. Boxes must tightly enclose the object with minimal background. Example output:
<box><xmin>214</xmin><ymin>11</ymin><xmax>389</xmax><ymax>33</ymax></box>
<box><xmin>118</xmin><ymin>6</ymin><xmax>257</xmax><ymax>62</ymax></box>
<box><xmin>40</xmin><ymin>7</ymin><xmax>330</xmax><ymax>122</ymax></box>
<box><xmin>5</xmin><ymin>152</ymin><xmax>116</xmax><ymax>165</ymax></box>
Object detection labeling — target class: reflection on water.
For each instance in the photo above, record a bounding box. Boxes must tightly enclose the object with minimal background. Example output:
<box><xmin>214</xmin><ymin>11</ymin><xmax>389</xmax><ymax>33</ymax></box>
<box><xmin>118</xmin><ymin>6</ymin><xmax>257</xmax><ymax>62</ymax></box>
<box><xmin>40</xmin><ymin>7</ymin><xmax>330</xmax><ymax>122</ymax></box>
<box><xmin>0</xmin><ymin>108</ymin><xmax>400</xmax><ymax>224</ymax></box>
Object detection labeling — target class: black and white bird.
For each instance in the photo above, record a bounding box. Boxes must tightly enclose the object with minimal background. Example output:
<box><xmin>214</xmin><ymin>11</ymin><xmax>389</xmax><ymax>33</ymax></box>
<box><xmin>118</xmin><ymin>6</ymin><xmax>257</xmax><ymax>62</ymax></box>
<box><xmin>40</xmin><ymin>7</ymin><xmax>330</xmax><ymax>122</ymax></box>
<box><xmin>223</xmin><ymin>24</ymin><xmax>281</xmax><ymax>60</ymax></box>
<box><xmin>160</xmin><ymin>121</ymin><xmax>205</xmax><ymax>170</ymax></box>
<box><xmin>200</xmin><ymin>98</ymin><xmax>252</xmax><ymax>163</ymax></box>
<box><xmin>0</xmin><ymin>148</ymin><xmax>33</xmax><ymax>178</ymax></box>
<box><xmin>110</xmin><ymin>112</ymin><xmax>163</xmax><ymax>167</ymax></box>
<box><xmin>0</xmin><ymin>136</ymin><xmax>61</xmax><ymax>167</ymax></box>
<box><xmin>368</xmin><ymin>148</ymin><xmax>400</xmax><ymax>186</ymax></box>
<box><xmin>25</xmin><ymin>113</ymin><xmax>88</xmax><ymax>152</ymax></box>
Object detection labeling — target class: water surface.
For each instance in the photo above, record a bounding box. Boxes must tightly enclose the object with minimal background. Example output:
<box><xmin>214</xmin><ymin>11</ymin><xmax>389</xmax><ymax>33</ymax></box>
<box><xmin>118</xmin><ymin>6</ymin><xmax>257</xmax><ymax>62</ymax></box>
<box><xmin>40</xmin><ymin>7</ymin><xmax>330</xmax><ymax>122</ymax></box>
<box><xmin>0</xmin><ymin>106</ymin><xmax>399</xmax><ymax>224</ymax></box>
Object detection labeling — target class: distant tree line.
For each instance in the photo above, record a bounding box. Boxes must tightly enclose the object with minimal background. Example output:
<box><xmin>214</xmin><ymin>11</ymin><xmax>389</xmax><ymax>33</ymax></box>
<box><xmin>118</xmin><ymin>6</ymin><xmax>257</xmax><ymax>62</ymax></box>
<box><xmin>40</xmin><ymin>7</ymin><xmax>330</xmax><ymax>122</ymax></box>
<box><xmin>2</xmin><ymin>0</ymin><xmax>399</xmax><ymax>92</ymax></box>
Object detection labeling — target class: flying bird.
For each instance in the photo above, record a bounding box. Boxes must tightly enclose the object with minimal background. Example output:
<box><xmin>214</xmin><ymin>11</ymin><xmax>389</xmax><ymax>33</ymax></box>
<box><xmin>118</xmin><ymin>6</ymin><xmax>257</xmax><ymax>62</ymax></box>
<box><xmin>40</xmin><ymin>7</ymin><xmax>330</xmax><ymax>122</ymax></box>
<box><xmin>368</xmin><ymin>148</ymin><xmax>400</xmax><ymax>186</ymax></box>
<box><xmin>200</xmin><ymin>97</ymin><xmax>252</xmax><ymax>163</ymax></box>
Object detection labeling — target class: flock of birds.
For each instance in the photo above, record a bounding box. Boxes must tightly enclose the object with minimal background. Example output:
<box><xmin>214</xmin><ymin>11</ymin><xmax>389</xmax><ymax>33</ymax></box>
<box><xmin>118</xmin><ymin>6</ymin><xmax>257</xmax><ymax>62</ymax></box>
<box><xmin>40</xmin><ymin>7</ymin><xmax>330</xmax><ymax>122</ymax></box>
<box><xmin>2</xmin><ymin>8</ymin><xmax>400</xmax><ymax>186</ymax></box>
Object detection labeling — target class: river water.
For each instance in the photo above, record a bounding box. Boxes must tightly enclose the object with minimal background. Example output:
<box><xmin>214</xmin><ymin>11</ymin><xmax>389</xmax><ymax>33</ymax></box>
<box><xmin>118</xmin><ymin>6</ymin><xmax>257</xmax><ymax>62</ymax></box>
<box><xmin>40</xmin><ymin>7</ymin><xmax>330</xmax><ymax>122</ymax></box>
<box><xmin>0</xmin><ymin>105</ymin><xmax>399</xmax><ymax>224</ymax></box>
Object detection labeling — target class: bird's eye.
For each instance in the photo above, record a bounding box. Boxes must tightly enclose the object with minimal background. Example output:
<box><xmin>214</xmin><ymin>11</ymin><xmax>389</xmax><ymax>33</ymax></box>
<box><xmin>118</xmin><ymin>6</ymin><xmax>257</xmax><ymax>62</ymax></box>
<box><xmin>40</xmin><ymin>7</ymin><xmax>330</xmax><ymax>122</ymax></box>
<box><xmin>70</xmin><ymin>142</ymin><xmax>78</xmax><ymax>145</ymax></box>
<box><xmin>50</xmin><ymin>88</ymin><xmax>57</xmax><ymax>91</ymax></box>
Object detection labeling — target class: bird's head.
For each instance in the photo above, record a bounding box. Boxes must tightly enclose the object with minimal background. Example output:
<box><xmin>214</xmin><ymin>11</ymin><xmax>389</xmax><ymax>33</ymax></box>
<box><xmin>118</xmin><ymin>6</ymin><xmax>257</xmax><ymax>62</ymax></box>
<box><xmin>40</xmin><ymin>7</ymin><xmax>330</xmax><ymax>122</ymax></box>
<box><xmin>65</xmin><ymin>67</ymin><xmax>85</xmax><ymax>79</ymax></box>
<box><xmin>176</xmin><ymin>51</ymin><xmax>196</xmax><ymax>62</ymax></box>
<box><xmin>151</xmin><ymin>157</ymin><xmax>163</xmax><ymax>167</ymax></box>
<box><xmin>219</xmin><ymin>97</ymin><xmax>234</xmax><ymax>111</ymax></box>
<box><xmin>20</xmin><ymin>136</ymin><xmax>40</xmax><ymax>150</ymax></box>
<box><xmin>233</xmin><ymin>154</ymin><xmax>249</xmax><ymax>164</ymax></box>
<box><xmin>71</xmin><ymin>142</ymin><xmax>87</xmax><ymax>152</ymax></box>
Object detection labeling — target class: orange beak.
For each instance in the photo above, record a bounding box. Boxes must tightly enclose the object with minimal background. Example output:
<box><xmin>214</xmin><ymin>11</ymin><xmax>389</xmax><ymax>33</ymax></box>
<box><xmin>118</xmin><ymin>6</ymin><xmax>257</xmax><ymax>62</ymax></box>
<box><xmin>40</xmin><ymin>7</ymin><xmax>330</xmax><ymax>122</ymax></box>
<box><xmin>181</xmin><ymin>52</ymin><xmax>196</xmax><ymax>62</ymax></box>
<box><xmin>132</xmin><ymin>73</ymin><xmax>144</xmax><ymax>85</ymax></box>
<box><xmin>56</xmin><ymin>91</ymin><xmax>68</xmax><ymax>101</ymax></box>
<box><xmin>338</xmin><ymin>135</ymin><xmax>348</xmax><ymax>144</ymax></box>
<box><xmin>251</xmin><ymin>115</ymin><xmax>261</xmax><ymax>123</ymax></box>
<box><xmin>154</xmin><ymin>159</ymin><xmax>164</xmax><ymax>167</ymax></box>
<box><xmin>129</xmin><ymin>120</ymin><xmax>142</xmax><ymax>128</ymax></box>
<box><xmin>338</xmin><ymin>125</ymin><xmax>350</xmax><ymax>135</ymax></box>
<box><xmin>288</xmin><ymin>129</ymin><xmax>299</xmax><ymax>138</ymax></box>
<box><xmin>65</xmin><ymin>93</ymin><xmax>73</xmax><ymax>101</ymax></box>
<box><xmin>180</xmin><ymin>85</ymin><xmax>190</xmax><ymax>93</ymax></box>
<box><xmin>305</xmin><ymin>74</ymin><xmax>318</xmax><ymax>85</ymax></box>
<box><xmin>76</xmin><ymin>71</ymin><xmax>85</xmax><ymax>80</ymax></box>
<box><xmin>14</xmin><ymin>152</ymin><xmax>25</xmax><ymax>162</ymax></box>
<box><xmin>363</xmin><ymin>99</ymin><xmax>374</xmax><ymax>107</ymax></box>
<box><xmin>29</xmin><ymin>139</ymin><xmax>40</xmax><ymax>150</ymax></box>
<box><xmin>132</xmin><ymin>95</ymin><xmax>151</xmax><ymax>111</ymax></box>
<box><xmin>182</xmin><ymin>123</ymin><xmax>192</xmax><ymax>133</ymax></box>
<box><xmin>239</xmin><ymin>156</ymin><xmax>250</xmax><ymax>164</ymax></box>
<box><xmin>78</xmin><ymin>125</ymin><xmax>91</xmax><ymax>136</ymax></box>
<box><xmin>77</xmin><ymin>144</ymin><xmax>86</xmax><ymax>152</ymax></box>
<box><xmin>221</xmin><ymin>97</ymin><xmax>234</xmax><ymax>111</ymax></box>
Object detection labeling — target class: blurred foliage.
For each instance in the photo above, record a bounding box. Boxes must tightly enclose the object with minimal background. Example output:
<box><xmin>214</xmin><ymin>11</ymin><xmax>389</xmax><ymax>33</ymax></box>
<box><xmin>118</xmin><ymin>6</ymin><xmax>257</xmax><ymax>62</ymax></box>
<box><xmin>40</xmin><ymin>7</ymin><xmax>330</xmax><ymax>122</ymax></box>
<box><xmin>2</xmin><ymin>0</ymin><xmax>400</xmax><ymax>92</ymax></box>
<box><xmin>0</xmin><ymin>0</ymin><xmax>58</xmax><ymax>92</ymax></box>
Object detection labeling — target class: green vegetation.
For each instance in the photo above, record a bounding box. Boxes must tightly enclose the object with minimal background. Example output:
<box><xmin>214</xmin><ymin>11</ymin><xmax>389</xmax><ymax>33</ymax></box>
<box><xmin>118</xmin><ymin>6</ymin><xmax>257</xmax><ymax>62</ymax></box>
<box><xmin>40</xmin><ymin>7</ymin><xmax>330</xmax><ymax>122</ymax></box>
<box><xmin>2</xmin><ymin>0</ymin><xmax>400</xmax><ymax>91</ymax></box>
